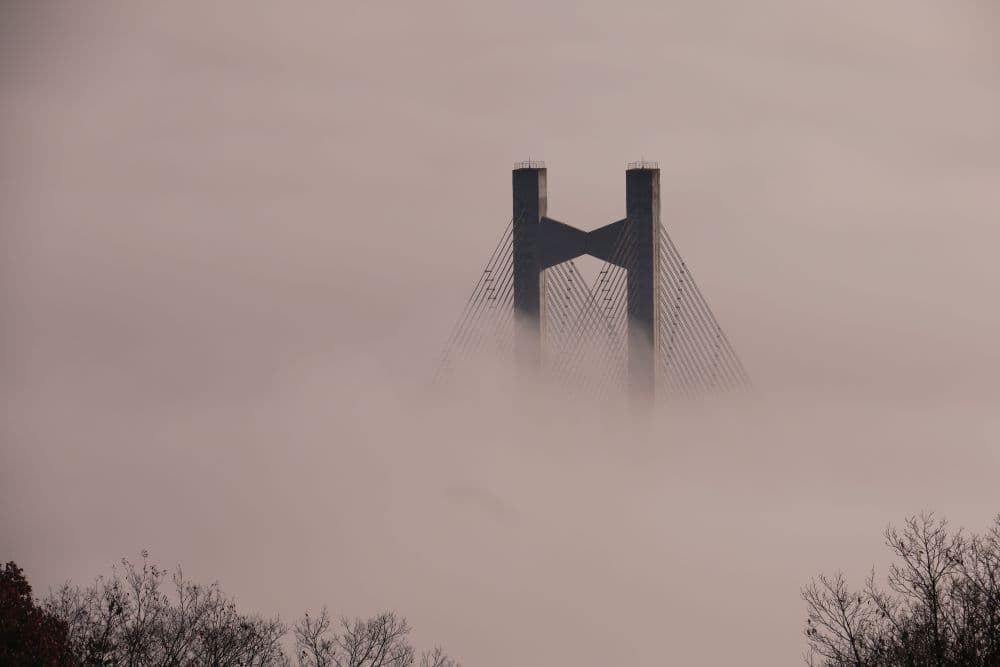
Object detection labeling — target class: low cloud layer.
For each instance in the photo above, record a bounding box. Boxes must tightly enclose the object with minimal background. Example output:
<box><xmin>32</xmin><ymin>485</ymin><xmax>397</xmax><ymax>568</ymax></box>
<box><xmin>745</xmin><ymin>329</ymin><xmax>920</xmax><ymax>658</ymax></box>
<box><xmin>3</xmin><ymin>2</ymin><xmax>999</xmax><ymax>664</ymax></box>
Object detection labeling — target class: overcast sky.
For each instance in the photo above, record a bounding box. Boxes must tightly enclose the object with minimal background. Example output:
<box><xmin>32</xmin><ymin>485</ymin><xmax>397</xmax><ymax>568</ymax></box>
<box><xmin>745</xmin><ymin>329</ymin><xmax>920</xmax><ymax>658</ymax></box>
<box><xmin>2</xmin><ymin>2</ymin><xmax>999</xmax><ymax>665</ymax></box>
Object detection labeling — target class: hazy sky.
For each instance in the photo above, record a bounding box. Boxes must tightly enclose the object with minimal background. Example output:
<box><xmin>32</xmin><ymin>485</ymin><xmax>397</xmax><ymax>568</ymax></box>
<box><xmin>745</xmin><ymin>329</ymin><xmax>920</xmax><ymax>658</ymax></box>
<box><xmin>2</xmin><ymin>2</ymin><xmax>999</xmax><ymax>665</ymax></box>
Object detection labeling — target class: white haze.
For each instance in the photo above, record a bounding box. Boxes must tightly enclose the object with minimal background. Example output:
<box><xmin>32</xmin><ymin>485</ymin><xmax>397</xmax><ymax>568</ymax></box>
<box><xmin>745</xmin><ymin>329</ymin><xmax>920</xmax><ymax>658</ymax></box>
<box><xmin>2</xmin><ymin>2</ymin><xmax>999</xmax><ymax>665</ymax></box>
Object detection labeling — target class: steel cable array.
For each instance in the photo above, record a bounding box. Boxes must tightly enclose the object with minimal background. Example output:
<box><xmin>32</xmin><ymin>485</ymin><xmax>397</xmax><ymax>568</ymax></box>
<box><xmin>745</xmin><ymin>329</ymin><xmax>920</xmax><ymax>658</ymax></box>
<box><xmin>436</xmin><ymin>219</ymin><xmax>749</xmax><ymax>399</ymax></box>
<box><xmin>434</xmin><ymin>221</ymin><xmax>515</xmax><ymax>381</ymax></box>
<box><xmin>656</xmin><ymin>227</ymin><xmax>751</xmax><ymax>395</ymax></box>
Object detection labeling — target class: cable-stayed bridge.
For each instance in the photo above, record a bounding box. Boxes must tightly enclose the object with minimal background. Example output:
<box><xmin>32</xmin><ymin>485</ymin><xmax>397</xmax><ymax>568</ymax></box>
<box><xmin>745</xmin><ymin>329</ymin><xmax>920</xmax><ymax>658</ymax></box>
<box><xmin>437</xmin><ymin>162</ymin><xmax>749</xmax><ymax>402</ymax></box>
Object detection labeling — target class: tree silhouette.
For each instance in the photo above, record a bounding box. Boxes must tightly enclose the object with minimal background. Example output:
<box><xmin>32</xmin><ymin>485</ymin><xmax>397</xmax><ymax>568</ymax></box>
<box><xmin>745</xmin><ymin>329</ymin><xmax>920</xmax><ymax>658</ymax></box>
<box><xmin>43</xmin><ymin>552</ymin><xmax>286</xmax><ymax>666</ymax></box>
<box><xmin>803</xmin><ymin>513</ymin><xmax>1000</xmax><ymax>666</ymax></box>
<box><xmin>292</xmin><ymin>609</ymin><xmax>460</xmax><ymax>667</ymax></box>
<box><xmin>1</xmin><ymin>561</ymin><xmax>76</xmax><ymax>666</ymax></box>
<box><xmin>0</xmin><ymin>552</ymin><xmax>463</xmax><ymax>667</ymax></box>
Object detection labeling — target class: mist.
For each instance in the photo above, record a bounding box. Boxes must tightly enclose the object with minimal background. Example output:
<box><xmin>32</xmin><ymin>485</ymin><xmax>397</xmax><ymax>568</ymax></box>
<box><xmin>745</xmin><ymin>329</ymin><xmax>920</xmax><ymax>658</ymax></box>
<box><xmin>2</xmin><ymin>2</ymin><xmax>999</xmax><ymax>665</ymax></box>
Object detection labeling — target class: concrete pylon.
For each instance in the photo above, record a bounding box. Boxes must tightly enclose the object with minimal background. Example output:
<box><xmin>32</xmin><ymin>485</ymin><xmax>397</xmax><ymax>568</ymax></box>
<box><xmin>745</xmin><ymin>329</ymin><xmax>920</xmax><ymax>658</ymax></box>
<box><xmin>509</xmin><ymin>162</ymin><xmax>660</xmax><ymax>399</ymax></box>
<box><xmin>512</xmin><ymin>164</ymin><xmax>547</xmax><ymax>369</ymax></box>
<box><xmin>625</xmin><ymin>166</ymin><xmax>660</xmax><ymax>401</ymax></box>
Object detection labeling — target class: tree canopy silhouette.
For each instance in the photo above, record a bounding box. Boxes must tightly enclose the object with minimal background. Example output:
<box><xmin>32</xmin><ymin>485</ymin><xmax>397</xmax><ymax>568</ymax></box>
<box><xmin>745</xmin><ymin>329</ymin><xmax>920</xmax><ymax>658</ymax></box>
<box><xmin>2</xmin><ymin>553</ymin><xmax>460</xmax><ymax>667</ymax></box>
<box><xmin>1</xmin><ymin>561</ymin><xmax>75</xmax><ymax>666</ymax></box>
<box><xmin>803</xmin><ymin>513</ymin><xmax>1000</xmax><ymax>667</ymax></box>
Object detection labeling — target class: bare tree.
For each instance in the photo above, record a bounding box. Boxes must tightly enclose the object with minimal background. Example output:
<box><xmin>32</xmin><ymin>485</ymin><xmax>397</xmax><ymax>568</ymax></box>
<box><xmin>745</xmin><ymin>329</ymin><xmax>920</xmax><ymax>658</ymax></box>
<box><xmin>292</xmin><ymin>610</ymin><xmax>462</xmax><ymax>667</ymax></box>
<box><xmin>43</xmin><ymin>552</ymin><xmax>287</xmax><ymax>666</ymax></box>
<box><xmin>335</xmin><ymin>612</ymin><xmax>414</xmax><ymax>667</ymax></box>
<box><xmin>294</xmin><ymin>607</ymin><xmax>335</xmax><ymax>667</ymax></box>
<box><xmin>803</xmin><ymin>572</ymin><xmax>876</xmax><ymax>667</ymax></box>
<box><xmin>40</xmin><ymin>553</ymin><xmax>462</xmax><ymax>667</ymax></box>
<box><xmin>803</xmin><ymin>513</ymin><xmax>1000</xmax><ymax>667</ymax></box>
<box><xmin>420</xmin><ymin>646</ymin><xmax>461</xmax><ymax>667</ymax></box>
<box><xmin>884</xmin><ymin>514</ymin><xmax>963</xmax><ymax>666</ymax></box>
<box><xmin>948</xmin><ymin>519</ymin><xmax>1000</xmax><ymax>665</ymax></box>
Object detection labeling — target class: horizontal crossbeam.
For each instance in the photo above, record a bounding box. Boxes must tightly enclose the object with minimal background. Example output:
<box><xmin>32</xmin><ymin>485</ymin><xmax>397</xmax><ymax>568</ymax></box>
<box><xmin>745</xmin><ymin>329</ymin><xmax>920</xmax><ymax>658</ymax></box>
<box><xmin>538</xmin><ymin>216</ymin><xmax>630</xmax><ymax>269</ymax></box>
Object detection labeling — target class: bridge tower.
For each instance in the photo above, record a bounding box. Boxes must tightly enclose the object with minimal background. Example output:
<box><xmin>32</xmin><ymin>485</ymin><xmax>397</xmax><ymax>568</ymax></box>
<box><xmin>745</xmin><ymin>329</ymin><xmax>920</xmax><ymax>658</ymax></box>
<box><xmin>512</xmin><ymin>161</ymin><xmax>662</xmax><ymax>399</ymax></box>
<box><xmin>437</xmin><ymin>161</ymin><xmax>748</xmax><ymax>401</ymax></box>
<box><xmin>511</xmin><ymin>164</ymin><xmax>547</xmax><ymax>369</ymax></box>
